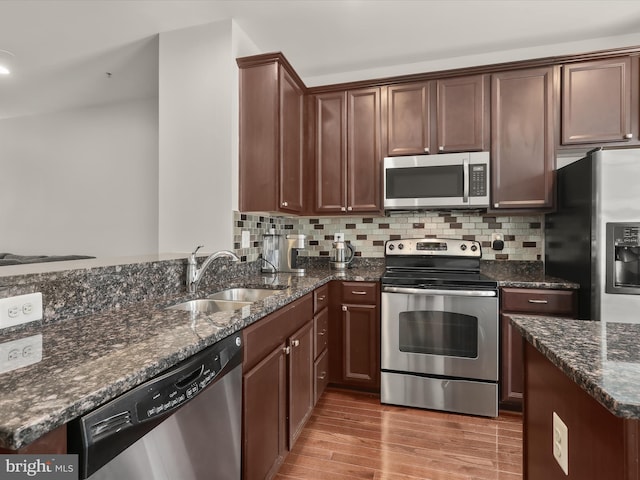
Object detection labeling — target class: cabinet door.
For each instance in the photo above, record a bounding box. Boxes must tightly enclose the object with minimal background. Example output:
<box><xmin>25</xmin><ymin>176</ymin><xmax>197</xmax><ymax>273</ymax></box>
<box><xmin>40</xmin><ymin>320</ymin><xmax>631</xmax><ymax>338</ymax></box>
<box><xmin>342</xmin><ymin>303</ymin><xmax>380</xmax><ymax>389</ymax></box>
<box><xmin>500</xmin><ymin>313</ymin><xmax>524</xmax><ymax>406</ymax></box>
<box><xmin>315</xmin><ymin>92</ymin><xmax>347</xmax><ymax>213</ymax></box>
<box><xmin>437</xmin><ymin>75</ymin><xmax>487</xmax><ymax>153</ymax></box>
<box><xmin>387</xmin><ymin>82</ymin><xmax>431</xmax><ymax>155</ymax></box>
<box><xmin>288</xmin><ymin>320</ymin><xmax>314</xmax><ymax>448</ymax></box>
<box><xmin>562</xmin><ymin>57</ymin><xmax>632</xmax><ymax>145</ymax></box>
<box><xmin>347</xmin><ymin>87</ymin><xmax>382</xmax><ymax>213</ymax></box>
<box><xmin>491</xmin><ymin>67</ymin><xmax>556</xmax><ymax>210</ymax></box>
<box><xmin>243</xmin><ymin>344</ymin><xmax>287</xmax><ymax>480</ymax></box>
<box><xmin>279</xmin><ymin>66</ymin><xmax>304</xmax><ymax>213</ymax></box>
<box><xmin>239</xmin><ymin>61</ymin><xmax>279</xmax><ymax>212</ymax></box>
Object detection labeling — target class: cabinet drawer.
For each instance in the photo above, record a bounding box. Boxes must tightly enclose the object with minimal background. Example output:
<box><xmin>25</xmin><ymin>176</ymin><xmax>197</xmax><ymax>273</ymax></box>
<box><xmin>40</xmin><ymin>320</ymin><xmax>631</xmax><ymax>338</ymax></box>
<box><xmin>501</xmin><ymin>288</ymin><xmax>576</xmax><ymax>316</ymax></box>
<box><xmin>314</xmin><ymin>307</ymin><xmax>328</xmax><ymax>359</ymax></box>
<box><xmin>314</xmin><ymin>349</ymin><xmax>329</xmax><ymax>405</ymax></box>
<box><xmin>314</xmin><ymin>284</ymin><xmax>329</xmax><ymax>314</ymax></box>
<box><xmin>342</xmin><ymin>281</ymin><xmax>378</xmax><ymax>304</ymax></box>
<box><xmin>243</xmin><ymin>293</ymin><xmax>313</xmax><ymax>371</ymax></box>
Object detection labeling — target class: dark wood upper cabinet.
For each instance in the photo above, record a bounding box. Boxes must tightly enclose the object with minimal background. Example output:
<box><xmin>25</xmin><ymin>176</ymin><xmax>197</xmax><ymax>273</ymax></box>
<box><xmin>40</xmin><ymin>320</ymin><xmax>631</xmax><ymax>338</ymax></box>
<box><xmin>436</xmin><ymin>75</ymin><xmax>488</xmax><ymax>153</ymax></box>
<box><xmin>387</xmin><ymin>82</ymin><xmax>431</xmax><ymax>155</ymax></box>
<box><xmin>386</xmin><ymin>75</ymin><xmax>488</xmax><ymax>156</ymax></box>
<box><xmin>238</xmin><ymin>53</ymin><xmax>305</xmax><ymax>214</ymax></box>
<box><xmin>561</xmin><ymin>57</ymin><xmax>633</xmax><ymax>145</ymax></box>
<box><xmin>314</xmin><ymin>88</ymin><xmax>382</xmax><ymax>214</ymax></box>
<box><xmin>491</xmin><ymin>66</ymin><xmax>557</xmax><ymax>210</ymax></box>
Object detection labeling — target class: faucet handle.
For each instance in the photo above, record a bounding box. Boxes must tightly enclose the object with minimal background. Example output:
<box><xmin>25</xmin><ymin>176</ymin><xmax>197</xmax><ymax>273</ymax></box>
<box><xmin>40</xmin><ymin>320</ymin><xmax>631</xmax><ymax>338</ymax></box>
<box><xmin>192</xmin><ymin>245</ymin><xmax>204</xmax><ymax>256</ymax></box>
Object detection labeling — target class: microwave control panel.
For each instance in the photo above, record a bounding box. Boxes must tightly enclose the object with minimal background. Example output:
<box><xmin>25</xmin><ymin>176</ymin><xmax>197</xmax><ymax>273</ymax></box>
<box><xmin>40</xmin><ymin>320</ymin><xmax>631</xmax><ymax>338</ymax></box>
<box><xmin>470</xmin><ymin>165</ymin><xmax>487</xmax><ymax>197</ymax></box>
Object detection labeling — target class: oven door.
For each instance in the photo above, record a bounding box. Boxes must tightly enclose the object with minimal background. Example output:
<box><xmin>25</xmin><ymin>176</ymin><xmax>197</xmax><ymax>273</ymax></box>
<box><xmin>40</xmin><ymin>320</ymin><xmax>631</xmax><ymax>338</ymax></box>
<box><xmin>381</xmin><ymin>287</ymin><xmax>498</xmax><ymax>381</ymax></box>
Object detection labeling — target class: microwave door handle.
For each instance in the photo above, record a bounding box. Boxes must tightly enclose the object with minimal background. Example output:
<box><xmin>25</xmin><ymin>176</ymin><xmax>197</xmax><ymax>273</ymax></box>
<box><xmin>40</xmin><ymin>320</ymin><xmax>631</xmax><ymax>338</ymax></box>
<box><xmin>462</xmin><ymin>157</ymin><xmax>469</xmax><ymax>203</ymax></box>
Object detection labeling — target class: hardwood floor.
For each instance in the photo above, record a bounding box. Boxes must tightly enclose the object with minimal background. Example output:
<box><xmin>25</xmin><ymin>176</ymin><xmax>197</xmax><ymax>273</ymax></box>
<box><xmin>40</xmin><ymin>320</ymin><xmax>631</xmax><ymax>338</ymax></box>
<box><xmin>276</xmin><ymin>389</ymin><xmax>522</xmax><ymax>480</ymax></box>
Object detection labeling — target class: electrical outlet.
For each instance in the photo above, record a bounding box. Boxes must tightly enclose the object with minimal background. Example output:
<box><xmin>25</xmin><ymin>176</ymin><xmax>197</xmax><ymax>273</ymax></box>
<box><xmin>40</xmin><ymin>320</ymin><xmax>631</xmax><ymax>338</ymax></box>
<box><xmin>241</xmin><ymin>230</ymin><xmax>250</xmax><ymax>249</ymax></box>
<box><xmin>334</xmin><ymin>232</ymin><xmax>344</xmax><ymax>242</ymax></box>
<box><xmin>0</xmin><ymin>293</ymin><xmax>43</xmax><ymax>329</ymax></box>
<box><xmin>0</xmin><ymin>334</ymin><xmax>43</xmax><ymax>374</ymax></box>
<box><xmin>553</xmin><ymin>412</ymin><xmax>569</xmax><ymax>475</ymax></box>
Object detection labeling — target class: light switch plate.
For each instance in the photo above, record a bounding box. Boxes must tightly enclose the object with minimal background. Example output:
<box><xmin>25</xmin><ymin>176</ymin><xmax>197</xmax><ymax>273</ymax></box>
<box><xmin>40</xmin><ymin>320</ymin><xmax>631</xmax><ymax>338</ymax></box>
<box><xmin>241</xmin><ymin>230</ymin><xmax>250</xmax><ymax>249</ymax></box>
<box><xmin>0</xmin><ymin>293</ymin><xmax>43</xmax><ymax>329</ymax></box>
<box><xmin>553</xmin><ymin>411</ymin><xmax>569</xmax><ymax>475</ymax></box>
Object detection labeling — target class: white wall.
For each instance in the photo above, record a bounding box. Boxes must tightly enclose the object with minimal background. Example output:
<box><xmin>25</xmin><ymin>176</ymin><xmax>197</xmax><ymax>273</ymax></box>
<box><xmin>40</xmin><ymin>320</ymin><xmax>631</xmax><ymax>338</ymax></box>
<box><xmin>158</xmin><ymin>19</ymin><xmax>258</xmax><ymax>254</ymax></box>
<box><xmin>0</xmin><ymin>97</ymin><xmax>159</xmax><ymax>257</ymax></box>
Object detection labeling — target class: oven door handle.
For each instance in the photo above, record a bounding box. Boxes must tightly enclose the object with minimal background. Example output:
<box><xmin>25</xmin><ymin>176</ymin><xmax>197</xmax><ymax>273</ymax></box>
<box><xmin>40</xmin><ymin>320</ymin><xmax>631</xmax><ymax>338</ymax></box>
<box><xmin>382</xmin><ymin>286</ymin><xmax>497</xmax><ymax>297</ymax></box>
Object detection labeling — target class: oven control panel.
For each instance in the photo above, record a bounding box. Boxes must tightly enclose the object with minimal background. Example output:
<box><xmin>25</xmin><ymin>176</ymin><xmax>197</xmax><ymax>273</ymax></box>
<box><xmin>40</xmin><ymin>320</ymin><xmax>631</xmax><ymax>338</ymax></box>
<box><xmin>385</xmin><ymin>238</ymin><xmax>481</xmax><ymax>257</ymax></box>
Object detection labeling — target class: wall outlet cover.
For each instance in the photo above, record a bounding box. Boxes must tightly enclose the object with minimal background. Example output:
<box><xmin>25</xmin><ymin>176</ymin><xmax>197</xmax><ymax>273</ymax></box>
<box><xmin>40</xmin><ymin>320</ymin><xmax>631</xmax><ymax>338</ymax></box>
<box><xmin>0</xmin><ymin>334</ymin><xmax>43</xmax><ymax>374</ymax></box>
<box><xmin>0</xmin><ymin>293</ymin><xmax>43</xmax><ymax>329</ymax></box>
<box><xmin>241</xmin><ymin>230</ymin><xmax>250</xmax><ymax>249</ymax></box>
<box><xmin>553</xmin><ymin>411</ymin><xmax>569</xmax><ymax>475</ymax></box>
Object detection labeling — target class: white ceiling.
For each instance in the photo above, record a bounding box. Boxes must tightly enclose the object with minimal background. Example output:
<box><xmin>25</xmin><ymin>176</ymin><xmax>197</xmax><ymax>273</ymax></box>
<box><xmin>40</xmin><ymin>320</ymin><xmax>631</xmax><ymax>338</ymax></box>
<box><xmin>3</xmin><ymin>0</ymin><xmax>640</xmax><ymax>119</ymax></box>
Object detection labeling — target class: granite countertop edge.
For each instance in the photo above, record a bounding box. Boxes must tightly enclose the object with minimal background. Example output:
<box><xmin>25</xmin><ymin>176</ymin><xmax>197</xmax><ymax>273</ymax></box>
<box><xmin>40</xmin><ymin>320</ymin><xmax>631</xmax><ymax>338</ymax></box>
<box><xmin>511</xmin><ymin>316</ymin><xmax>640</xmax><ymax>419</ymax></box>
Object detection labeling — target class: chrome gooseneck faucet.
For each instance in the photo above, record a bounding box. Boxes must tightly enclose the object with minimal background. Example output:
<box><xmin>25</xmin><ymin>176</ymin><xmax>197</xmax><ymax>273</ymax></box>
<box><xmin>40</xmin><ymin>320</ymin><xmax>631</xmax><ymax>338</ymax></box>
<box><xmin>187</xmin><ymin>245</ymin><xmax>240</xmax><ymax>293</ymax></box>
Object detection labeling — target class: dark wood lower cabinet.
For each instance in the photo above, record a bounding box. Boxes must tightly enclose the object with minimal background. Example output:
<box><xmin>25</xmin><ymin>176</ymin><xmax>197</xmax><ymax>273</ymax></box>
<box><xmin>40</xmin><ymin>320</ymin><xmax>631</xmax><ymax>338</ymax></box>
<box><xmin>329</xmin><ymin>281</ymin><xmax>380</xmax><ymax>392</ymax></box>
<box><xmin>243</xmin><ymin>343</ymin><xmax>287</xmax><ymax>480</ymax></box>
<box><xmin>288</xmin><ymin>320</ymin><xmax>314</xmax><ymax>447</ymax></box>
<box><xmin>241</xmin><ymin>293</ymin><xmax>313</xmax><ymax>480</ymax></box>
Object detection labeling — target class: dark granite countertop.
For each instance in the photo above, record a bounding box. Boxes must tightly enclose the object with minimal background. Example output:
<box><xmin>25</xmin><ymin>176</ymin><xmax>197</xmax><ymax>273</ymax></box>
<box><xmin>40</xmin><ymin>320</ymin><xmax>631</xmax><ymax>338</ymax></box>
<box><xmin>0</xmin><ymin>258</ymin><xmax>575</xmax><ymax>450</ymax></box>
<box><xmin>511</xmin><ymin>316</ymin><xmax>640</xmax><ymax>419</ymax></box>
<box><xmin>0</xmin><ymin>265</ymin><xmax>382</xmax><ymax>450</ymax></box>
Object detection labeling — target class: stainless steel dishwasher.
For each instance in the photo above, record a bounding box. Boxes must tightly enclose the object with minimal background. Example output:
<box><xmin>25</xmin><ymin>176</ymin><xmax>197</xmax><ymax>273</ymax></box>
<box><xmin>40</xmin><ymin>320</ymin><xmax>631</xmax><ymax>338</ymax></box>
<box><xmin>68</xmin><ymin>333</ymin><xmax>242</xmax><ymax>480</ymax></box>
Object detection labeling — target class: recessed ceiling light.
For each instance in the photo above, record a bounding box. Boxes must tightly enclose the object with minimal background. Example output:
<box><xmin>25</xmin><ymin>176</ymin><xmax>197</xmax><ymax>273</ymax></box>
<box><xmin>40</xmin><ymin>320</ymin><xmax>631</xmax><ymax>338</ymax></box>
<box><xmin>0</xmin><ymin>65</ymin><xmax>9</xmax><ymax>75</ymax></box>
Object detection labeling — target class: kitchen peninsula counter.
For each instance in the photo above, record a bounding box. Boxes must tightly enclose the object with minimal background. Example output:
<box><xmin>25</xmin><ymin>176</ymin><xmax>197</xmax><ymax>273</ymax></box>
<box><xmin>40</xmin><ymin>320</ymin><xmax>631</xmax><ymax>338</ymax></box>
<box><xmin>0</xmin><ymin>265</ymin><xmax>382</xmax><ymax>450</ymax></box>
<box><xmin>512</xmin><ymin>316</ymin><xmax>640</xmax><ymax>480</ymax></box>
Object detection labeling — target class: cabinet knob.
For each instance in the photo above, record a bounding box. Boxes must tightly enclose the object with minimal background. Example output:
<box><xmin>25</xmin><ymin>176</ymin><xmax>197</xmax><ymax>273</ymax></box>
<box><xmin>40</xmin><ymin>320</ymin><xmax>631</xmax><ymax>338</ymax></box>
<box><xmin>424</xmin><ymin>147</ymin><xmax>430</xmax><ymax>154</ymax></box>
<box><xmin>347</xmin><ymin>206</ymin><xmax>353</xmax><ymax>211</ymax></box>
<box><xmin>318</xmin><ymin>295</ymin><xmax>326</xmax><ymax>301</ymax></box>
<box><xmin>341</xmin><ymin>207</ymin><xmax>346</xmax><ymax>212</ymax></box>
<box><xmin>281</xmin><ymin>201</ymin><xmax>288</xmax><ymax>207</ymax></box>
<box><xmin>494</xmin><ymin>203</ymin><xmax>500</xmax><ymax>208</ymax></box>
<box><xmin>318</xmin><ymin>329</ymin><xmax>326</xmax><ymax>336</ymax></box>
<box><xmin>438</xmin><ymin>146</ymin><xmax>444</xmax><ymax>152</ymax></box>
<box><xmin>283</xmin><ymin>346</ymin><xmax>291</xmax><ymax>355</ymax></box>
<box><xmin>342</xmin><ymin>305</ymin><xmax>348</xmax><ymax>312</ymax></box>
<box><xmin>291</xmin><ymin>339</ymin><xmax>300</xmax><ymax>347</ymax></box>
<box><xmin>318</xmin><ymin>372</ymin><xmax>327</xmax><ymax>380</ymax></box>
<box><xmin>624</xmin><ymin>133</ymin><xmax>633</xmax><ymax>139</ymax></box>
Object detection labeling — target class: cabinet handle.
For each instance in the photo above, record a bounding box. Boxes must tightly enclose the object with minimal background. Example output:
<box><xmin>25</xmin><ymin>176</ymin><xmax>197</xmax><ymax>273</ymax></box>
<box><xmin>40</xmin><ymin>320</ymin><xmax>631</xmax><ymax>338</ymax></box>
<box><xmin>424</xmin><ymin>147</ymin><xmax>430</xmax><ymax>153</ymax></box>
<box><xmin>318</xmin><ymin>295</ymin><xmax>326</xmax><ymax>301</ymax></box>
<box><xmin>347</xmin><ymin>206</ymin><xmax>353</xmax><ymax>211</ymax></box>
<box><xmin>342</xmin><ymin>305</ymin><xmax>348</xmax><ymax>311</ymax></box>
<box><xmin>494</xmin><ymin>203</ymin><xmax>500</xmax><ymax>208</ymax></box>
<box><xmin>351</xmin><ymin>290</ymin><xmax>367</xmax><ymax>295</ymax></box>
<box><xmin>283</xmin><ymin>346</ymin><xmax>291</xmax><ymax>355</ymax></box>
<box><xmin>341</xmin><ymin>206</ymin><xmax>346</xmax><ymax>212</ymax></box>
<box><xmin>318</xmin><ymin>372</ymin><xmax>327</xmax><ymax>380</ymax></box>
<box><xmin>282</xmin><ymin>201</ymin><xmax>288</xmax><ymax>207</ymax></box>
<box><xmin>291</xmin><ymin>339</ymin><xmax>300</xmax><ymax>347</ymax></box>
<box><xmin>528</xmin><ymin>299</ymin><xmax>548</xmax><ymax>304</ymax></box>
<box><xmin>624</xmin><ymin>133</ymin><xmax>633</xmax><ymax>139</ymax></box>
<box><xmin>318</xmin><ymin>329</ymin><xmax>326</xmax><ymax>336</ymax></box>
<box><xmin>438</xmin><ymin>146</ymin><xmax>444</xmax><ymax>152</ymax></box>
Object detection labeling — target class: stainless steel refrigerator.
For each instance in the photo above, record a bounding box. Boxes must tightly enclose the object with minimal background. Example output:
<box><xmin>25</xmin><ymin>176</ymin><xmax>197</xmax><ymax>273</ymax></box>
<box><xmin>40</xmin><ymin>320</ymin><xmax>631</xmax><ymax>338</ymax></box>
<box><xmin>545</xmin><ymin>148</ymin><xmax>640</xmax><ymax>323</ymax></box>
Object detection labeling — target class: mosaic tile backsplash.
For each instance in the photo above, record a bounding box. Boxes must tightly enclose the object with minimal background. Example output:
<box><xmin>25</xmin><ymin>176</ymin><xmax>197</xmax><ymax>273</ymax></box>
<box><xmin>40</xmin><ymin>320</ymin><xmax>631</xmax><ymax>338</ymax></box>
<box><xmin>233</xmin><ymin>211</ymin><xmax>543</xmax><ymax>262</ymax></box>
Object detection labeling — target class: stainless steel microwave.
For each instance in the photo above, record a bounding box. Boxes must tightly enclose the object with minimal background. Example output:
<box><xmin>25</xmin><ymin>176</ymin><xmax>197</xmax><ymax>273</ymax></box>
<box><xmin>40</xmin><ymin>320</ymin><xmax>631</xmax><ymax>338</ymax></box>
<box><xmin>383</xmin><ymin>152</ymin><xmax>490</xmax><ymax>210</ymax></box>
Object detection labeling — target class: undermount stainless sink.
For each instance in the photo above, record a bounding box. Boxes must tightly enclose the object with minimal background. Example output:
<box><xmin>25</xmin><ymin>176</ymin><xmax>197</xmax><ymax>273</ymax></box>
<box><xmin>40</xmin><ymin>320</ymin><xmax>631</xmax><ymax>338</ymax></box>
<box><xmin>167</xmin><ymin>299</ymin><xmax>251</xmax><ymax>314</ymax></box>
<box><xmin>207</xmin><ymin>287</ymin><xmax>281</xmax><ymax>303</ymax></box>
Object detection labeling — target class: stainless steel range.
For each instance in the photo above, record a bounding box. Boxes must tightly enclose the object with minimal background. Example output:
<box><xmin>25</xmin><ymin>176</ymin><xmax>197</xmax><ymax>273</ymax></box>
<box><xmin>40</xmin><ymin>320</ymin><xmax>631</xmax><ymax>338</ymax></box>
<box><xmin>380</xmin><ymin>238</ymin><xmax>499</xmax><ymax>417</ymax></box>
